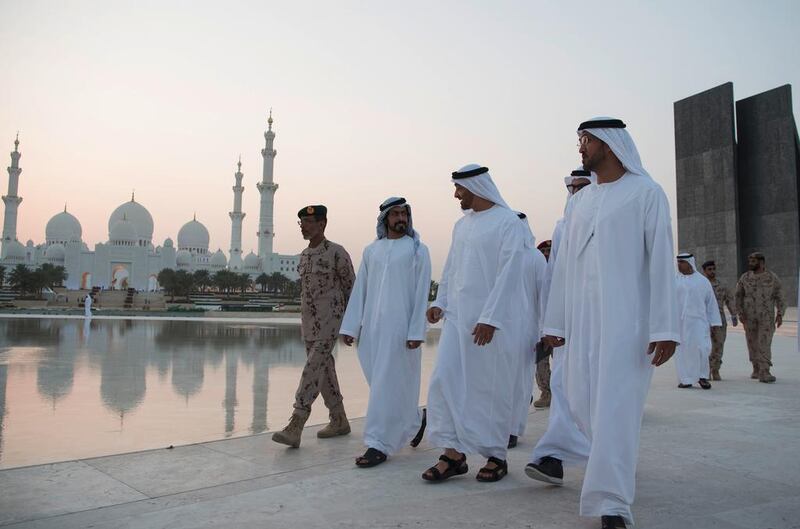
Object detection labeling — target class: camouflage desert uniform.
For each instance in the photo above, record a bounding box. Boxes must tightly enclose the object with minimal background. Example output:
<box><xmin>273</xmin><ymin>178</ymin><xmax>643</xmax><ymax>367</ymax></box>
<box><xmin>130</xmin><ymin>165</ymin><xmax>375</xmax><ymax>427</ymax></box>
<box><xmin>708</xmin><ymin>278</ymin><xmax>736</xmax><ymax>372</ymax></box>
<box><xmin>734</xmin><ymin>270</ymin><xmax>786</xmax><ymax>373</ymax></box>
<box><xmin>293</xmin><ymin>239</ymin><xmax>356</xmax><ymax>414</ymax></box>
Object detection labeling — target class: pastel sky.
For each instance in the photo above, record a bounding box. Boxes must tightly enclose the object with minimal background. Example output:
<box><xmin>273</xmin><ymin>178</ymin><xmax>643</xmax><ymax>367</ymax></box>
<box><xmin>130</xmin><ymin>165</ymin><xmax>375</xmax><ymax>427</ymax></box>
<box><xmin>1</xmin><ymin>0</ymin><xmax>798</xmax><ymax>278</ymax></box>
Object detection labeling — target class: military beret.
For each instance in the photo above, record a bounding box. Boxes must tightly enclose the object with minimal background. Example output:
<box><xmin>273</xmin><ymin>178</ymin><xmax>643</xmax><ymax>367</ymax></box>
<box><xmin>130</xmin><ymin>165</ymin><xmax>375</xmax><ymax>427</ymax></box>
<box><xmin>297</xmin><ymin>205</ymin><xmax>327</xmax><ymax>219</ymax></box>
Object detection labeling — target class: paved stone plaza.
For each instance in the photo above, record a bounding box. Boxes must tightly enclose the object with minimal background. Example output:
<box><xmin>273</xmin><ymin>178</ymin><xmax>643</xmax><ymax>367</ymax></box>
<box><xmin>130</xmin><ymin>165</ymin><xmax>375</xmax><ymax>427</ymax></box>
<box><xmin>1</xmin><ymin>328</ymin><xmax>799</xmax><ymax>529</ymax></box>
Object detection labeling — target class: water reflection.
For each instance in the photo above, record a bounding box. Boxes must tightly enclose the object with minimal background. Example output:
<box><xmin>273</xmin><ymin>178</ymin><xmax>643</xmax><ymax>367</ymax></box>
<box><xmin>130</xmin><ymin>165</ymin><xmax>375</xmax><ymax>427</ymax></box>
<box><xmin>0</xmin><ymin>318</ymin><xmax>439</xmax><ymax>468</ymax></box>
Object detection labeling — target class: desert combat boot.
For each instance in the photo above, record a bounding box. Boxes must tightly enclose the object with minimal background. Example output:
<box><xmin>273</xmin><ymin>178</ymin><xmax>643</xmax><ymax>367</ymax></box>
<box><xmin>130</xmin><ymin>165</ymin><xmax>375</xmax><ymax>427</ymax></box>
<box><xmin>272</xmin><ymin>410</ymin><xmax>310</xmax><ymax>448</ymax></box>
<box><xmin>317</xmin><ymin>403</ymin><xmax>351</xmax><ymax>438</ymax></box>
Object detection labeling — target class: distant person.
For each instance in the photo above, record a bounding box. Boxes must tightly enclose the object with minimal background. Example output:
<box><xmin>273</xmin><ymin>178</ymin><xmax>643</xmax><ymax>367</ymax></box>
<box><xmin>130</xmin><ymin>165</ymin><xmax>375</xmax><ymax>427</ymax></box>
<box><xmin>675</xmin><ymin>253</ymin><xmax>722</xmax><ymax>389</ymax></box>
<box><xmin>735</xmin><ymin>252</ymin><xmax>786</xmax><ymax>383</ymax></box>
<box><xmin>526</xmin><ymin>118</ymin><xmax>679</xmax><ymax>529</ymax></box>
<box><xmin>533</xmin><ymin>239</ymin><xmax>553</xmax><ymax>409</ymax></box>
<box><xmin>423</xmin><ymin>164</ymin><xmax>529</xmax><ymax>483</ymax></box>
<box><xmin>272</xmin><ymin>205</ymin><xmax>356</xmax><ymax>448</ymax></box>
<box><xmin>701</xmin><ymin>260</ymin><xmax>737</xmax><ymax>380</ymax></box>
<box><xmin>339</xmin><ymin>197</ymin><xmax>431</xmax><ymax>468</ymax></box>
<box><xmin>509</xmin><ymin>213</ymin><xmax>547</xmax><ymax>449</ymax></box>
<box><xmin>84</xmin><ymin>293</ymin><xmax>92</xmax><ymax>318</ymax></box>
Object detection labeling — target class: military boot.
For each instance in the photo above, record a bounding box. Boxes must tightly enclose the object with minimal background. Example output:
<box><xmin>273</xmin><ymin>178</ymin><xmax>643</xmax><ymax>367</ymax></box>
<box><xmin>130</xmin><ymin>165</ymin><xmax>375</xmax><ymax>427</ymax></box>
<box><xmin>317</xmin><ymin>403</ymin><xmax>351</xmax><ymax>438</ymax></box>
<box><xmin>533</xmin><ymin>390</ymin><xmax>551</xmax><ymax>409</ymax></box>
<box><xmin>750</xmin><ymin>365</ymin><xmax>759</xmax><ymax>379</ymax></box>
<box><xmin>759</xmin><ymin>368</ymin><xmax>776</xmax><ymax>384</ymax></box>
<box><xmin>272</xmin><ymin>410</ymin><xmax>309</xmax><ymax>448</ymax></box>
<box><xmin>710</xmin><ymin>368</ymin><xmax>721</xmax><ymax>381</ymax></box>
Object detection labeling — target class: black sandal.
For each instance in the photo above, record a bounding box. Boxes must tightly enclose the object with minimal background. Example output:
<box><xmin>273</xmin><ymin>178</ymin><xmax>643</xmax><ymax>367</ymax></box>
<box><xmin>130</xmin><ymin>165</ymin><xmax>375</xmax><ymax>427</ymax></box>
<box><xmin>476</xmin><ymin>457</ymin><xmax>508</xmax><ymax>482</ymax></box>
<box><xmin>410</xmin><ymin>408</ymin><xmax>426</xmax><ymax>448</ymax></box>
<box><xmin>421</xmin><ymin>453</ymin><xmax>468</xmax><ymax>482</ymax></box>
<box><xmin>355</xmin><ymin>447</ymin><xmax>387</xmax><ymax>468</ymax></box>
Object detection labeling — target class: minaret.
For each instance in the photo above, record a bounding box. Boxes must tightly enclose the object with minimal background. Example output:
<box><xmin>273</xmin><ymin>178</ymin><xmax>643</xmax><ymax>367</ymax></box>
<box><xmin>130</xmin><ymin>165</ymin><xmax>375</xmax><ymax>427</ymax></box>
<box><xmin>2</xmin><ymin>134</ymin><xmax>23</xmax><ymax>257</ymax></box>
<box><xmin>256</xmin><ymin>110</ymin><xmax>278</xmax><ymax>262</ymax></box>
<box><xmin>228</xmin><ymin>156</ymin><xmax>246</xmax><ymax>270</ymax></box>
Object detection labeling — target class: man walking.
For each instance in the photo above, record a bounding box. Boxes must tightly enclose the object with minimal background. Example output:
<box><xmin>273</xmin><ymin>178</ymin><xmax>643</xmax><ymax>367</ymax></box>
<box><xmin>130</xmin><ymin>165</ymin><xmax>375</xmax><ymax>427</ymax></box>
<box><xmin>340</xmin><ymin>197</ymin><xmax>431</xmax><ymax>467</ymax></box>
<box><xmin>272</xmin><ymin>205</ymin><xmax>356</xmax><ymax>447</ymax></box>
<box><xmin>735</xmin><ymin>252</ymin><xmax>786</xmax><ymax>383</ymax></box>
<box><xmin>526</xmin><ymin>118</ymin><xmax>679</xmax><ymax>529</ymax></box>
<box><xmin>701</xmin><ymin>260</ymin><xmax>737</xmax><ymax>380</ymax></box>
<box><xmin>422</xmin><ymin>164</ymin><xmax>529</xmax><ymax>483</ymax></box>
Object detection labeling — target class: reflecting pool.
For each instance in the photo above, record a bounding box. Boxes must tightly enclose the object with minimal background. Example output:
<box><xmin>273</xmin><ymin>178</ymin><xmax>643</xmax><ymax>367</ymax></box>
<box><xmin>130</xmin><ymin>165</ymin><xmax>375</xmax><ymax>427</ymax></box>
<box><xmin>0</xmin><ymin>317</ymin><xmax>440</xmax><ymax>469</ymax></box>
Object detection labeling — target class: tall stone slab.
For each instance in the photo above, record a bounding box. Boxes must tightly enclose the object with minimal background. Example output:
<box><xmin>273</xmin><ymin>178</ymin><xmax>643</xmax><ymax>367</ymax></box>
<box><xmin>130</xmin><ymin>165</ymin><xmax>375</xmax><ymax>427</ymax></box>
<box><xmin>736</xmin><ymin>85</ymin><xmax>800</xmax><ymax>304</ymax></box>
<box><xmin>674</xmin><ymin>82</ymin><xmax>740</xmax><ymax>292</ymax></box>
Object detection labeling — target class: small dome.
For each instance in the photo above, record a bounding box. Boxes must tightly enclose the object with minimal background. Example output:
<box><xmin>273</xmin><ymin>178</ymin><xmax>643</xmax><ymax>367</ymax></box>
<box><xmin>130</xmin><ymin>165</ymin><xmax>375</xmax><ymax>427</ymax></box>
<box><xmin>108</xmin><ymin>198</ymin><xmax>154</xmax><ymax>242</ymax></box>
<box><xmin>176</xmin><ymin>249</ymin><xmax>192</xmax><ymax>266</ymax></box>
<box><xmin>3</xmin><ymin>239</ymin><xmax>26</xmax><ymax>260</ymax></box>
<box><xmin>45</xmin><ymin>243</ymin><xmax>66</xmax><ymax>261</ymax></box>
<box><xmin>163</xmin><ymin>237</ymin><xmax>174</xmax><ymax>248</ymax></box>
<box><xmin>46</xmin><ymin>210</ymin><xmax>82</xmax><ymax>244</ymax></box>
<box><xmin>26</xmin><ymin>239</ymin><xmax>34</xmax><ymax>247</ymax></box>
<box><xmin>109</xmin><ymin>219</ymin><xmax>137</xmax><ymax>243</ymax></box>
<box><xmin>177</xmin><ymin>218</ymin><xmax>210</xmax><ymax>251</ymax></box>
<box><xmin>243</xmin><ymin>252</ymin><xmax>260</xmax><ymax>269</ymax></box>
<box><xmin>210</xmin><ymin>249</ymin><xmax>227</xmax><ymax>267</ymax></box>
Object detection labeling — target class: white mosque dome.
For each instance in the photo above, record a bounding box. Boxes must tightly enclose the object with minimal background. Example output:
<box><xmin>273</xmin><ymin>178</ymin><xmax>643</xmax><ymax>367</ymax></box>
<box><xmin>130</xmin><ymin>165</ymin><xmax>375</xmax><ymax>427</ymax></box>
<box><xmin>163</xmin><ymin>237</ymin><xmax>174</xmax><ymax>248</ymax></box>
<box><xmin>108</xmin><ymin>197</ymin><xmax>154</xmax><ymax>242</ymax></box>
<box><xmin>177</xmin><ymin>218</ymin><xmax>210</xmax><ymax>251</ymax></box>
<box><xmin>176</xmin><ymin>249</ymin><xmax>192</xmax><ymax>266</ymax></box>
<box><xmin>45</xmin><ymin>243</ymin><xmax>66</xmax><ymax>261</ymax></box>
<box><xmin>45</xmin><ymin>210</ymin><xmax>82</xmax><ymax>243</ymax></box>
<box><xmin>244</xmin><ymin>252</ymin><xmax>260</xmax><ymax>269</ymax></box>
<box><xmin>109</xmin><ymin>218</ymin><xmax>137</xmax><ymax>244</ymax></box>
<box><xmin>210</xmin><ymin>249</ymin><xmax>227</xmax><ymax>267</ymax></box>
<box><xmin>4</xmin><ymin>239</ymin><xmax>26</xmax><ymax>260</ymax></box>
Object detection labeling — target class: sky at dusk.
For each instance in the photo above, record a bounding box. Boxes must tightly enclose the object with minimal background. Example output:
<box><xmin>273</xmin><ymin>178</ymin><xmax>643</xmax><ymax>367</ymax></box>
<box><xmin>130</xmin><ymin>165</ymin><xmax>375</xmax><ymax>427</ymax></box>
<box><xmin>1</xmin><ymin>0</ymin><xmax>799</xmax><ymax>278</ymax></box>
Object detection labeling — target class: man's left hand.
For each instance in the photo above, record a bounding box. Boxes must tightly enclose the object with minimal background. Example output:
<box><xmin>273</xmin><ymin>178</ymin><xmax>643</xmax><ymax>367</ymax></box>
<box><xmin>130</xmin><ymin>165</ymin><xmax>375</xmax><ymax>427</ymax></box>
<box><xmin>647</xmin><ymin>340</ymin><xmax>677</xmax><ymax>366</ymax></box>
<box><xmin>776</xmin><ymin>314</ymin><xmax>783</xmax><ymax>328</ymax></box>
<box><xmin>472</xmin><ymin>323</ymin><xmax>496</xmax><ymax>346</ymax></box>
<box><xmin>407</xmin><ymin>340</ymin><xmax>422</xmax><ymax>349</ymax></box>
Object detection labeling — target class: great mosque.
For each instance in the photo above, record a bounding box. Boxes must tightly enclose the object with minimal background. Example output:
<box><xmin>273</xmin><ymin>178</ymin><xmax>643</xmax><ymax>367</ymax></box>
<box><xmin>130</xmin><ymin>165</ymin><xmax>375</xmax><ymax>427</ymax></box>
<box><xmin>0</xmin><ymin>112</ymin><xmax>300</xmax><ymax>290</ymax></box>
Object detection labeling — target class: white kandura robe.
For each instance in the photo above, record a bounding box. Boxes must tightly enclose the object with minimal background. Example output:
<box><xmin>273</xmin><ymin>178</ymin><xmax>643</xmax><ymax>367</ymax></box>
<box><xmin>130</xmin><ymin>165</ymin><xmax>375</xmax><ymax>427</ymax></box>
<box><xmin>339</xmin><ymin>236</ymin><xmax>431</xmax><ymax>455</ymax></box>
<box><xmin>542</xmin><ymin>173</ymin><xmax>680</xmax><ymax>524</ymax></box>
<box><xmin>427</xmin><ymin>205</ymin><xmax>529</xmax><ymax>460</ymax></box>
<box><xmin>84</xmin><ymin>295</ymin><xmax>92</xmax><ymax>318</ymax></box>
<box><xmin>675</xmin><ymin>272</ymin><xmax>721</xmax><ymax>384</ymax></box>
<box><xmin>511</xmin><ymin>247</ymin><xmax>547</xmax><ymax>436</ymax></box>
<box><xmin>531</xmin><ymin>212</ymin><xmax>591</xmax><ymax>465</ymax></box>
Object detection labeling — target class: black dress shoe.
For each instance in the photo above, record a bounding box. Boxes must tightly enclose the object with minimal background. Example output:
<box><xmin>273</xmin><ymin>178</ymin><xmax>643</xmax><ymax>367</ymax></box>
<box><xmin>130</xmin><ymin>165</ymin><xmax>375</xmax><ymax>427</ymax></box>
<box><xmin>698</xmin><ymin>378</ymin><xmax>712</xmax><ymax>390</ymax></box>
<box><xmin>508</xmin><ymin>435</ymin><xmax>518</xmax><ymax>449</ymax></box>
<box><xmin>524</xmin><ymin>455</ymin><xmax>563</xmax><ymax>485</ymax></box>
<box><xmin>601</xmin><ymin>515</ymin><xmax>627</xmax><ymax>528</ymax></box>
<box><xmin>678</xmin><ymin>383</ymin><xmax>692</xmax><ymax>388</ymax></box>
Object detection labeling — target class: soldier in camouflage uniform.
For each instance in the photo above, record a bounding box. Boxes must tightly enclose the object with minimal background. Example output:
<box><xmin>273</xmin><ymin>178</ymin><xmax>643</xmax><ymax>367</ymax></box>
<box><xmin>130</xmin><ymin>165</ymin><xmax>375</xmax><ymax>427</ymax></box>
<box><xmin>273</xmin><ymin>205</ymin><xmax>356</xmax><ymax>447</ymax></box>
<box><xmin>734</xmin><ymin>252</ymin><xmax>786</xmax><ymax>383</ymax></box>
<box><xmin>534</xmin><ymin>240</ymin><xmax>553</xmax><ymax>408</ymax></box>
<box><xmin>701</xmin><ymin>260</ymin><xmax>738</xmax><ymax>380</ymax></box>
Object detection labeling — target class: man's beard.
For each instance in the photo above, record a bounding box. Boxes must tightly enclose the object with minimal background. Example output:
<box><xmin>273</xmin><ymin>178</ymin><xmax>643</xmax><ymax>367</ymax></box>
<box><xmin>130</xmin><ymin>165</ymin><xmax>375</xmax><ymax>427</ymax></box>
<box><xmin>389</xmin><ymin>222</ymin><xmax>407</xmax><ymax>235</ymax></box>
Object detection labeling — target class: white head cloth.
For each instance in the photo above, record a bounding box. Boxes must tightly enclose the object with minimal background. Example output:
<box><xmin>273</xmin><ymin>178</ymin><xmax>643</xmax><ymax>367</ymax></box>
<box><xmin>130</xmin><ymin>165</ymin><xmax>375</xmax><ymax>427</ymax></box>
<box><xmin>677</xmin><ymin>252</ymin><xmax>697</xmax><ymax>274</ymax></box>
<box><xmin>562</xmin><ymin>165</ymin><xmax>597</xmax><ymax>215</ymax></box>
<box><xmin>578</xmin><ymin>117</ymin><xmax>652</xmax><ymax>179</ymax></box>
<box><xmin>376</xmin><ymin>196</ymin><xmax>421</xmax><ymax>249</ymax></box>
<box><xmin>451</xmin><ymin>164</ymin><xmax>511</xmax><ymax>210</ymax></box>
<box><xmin>515</xmin><ymin>212</ymin><xmax>537</xmax><ymax>248</ymax></box>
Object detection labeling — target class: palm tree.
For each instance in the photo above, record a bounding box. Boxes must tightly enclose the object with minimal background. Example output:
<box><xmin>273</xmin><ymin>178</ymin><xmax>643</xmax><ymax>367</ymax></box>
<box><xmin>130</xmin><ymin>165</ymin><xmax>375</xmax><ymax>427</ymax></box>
<box><xmin>157</xmin><ymin>268</ymin><xmax>178</xmax><ymax>301</ymax></box>
<box><xmin>9</xmin><ymin>264</ymin><xmax>30</xmax><ymax>294</ymax></box>
<box><xmin>193</xmin><ymin>269</ymin><xmax>212</xmax><ymax>293</ymax></box>
<box><xmin>237</xmin><ymin>273</ymin><xmax>252</xmax><ymax>294</ymax></box>
<box><xmin>255</xmin><ymin>273</ymin><xmax>269</xmax><ymax>293</ymax></box>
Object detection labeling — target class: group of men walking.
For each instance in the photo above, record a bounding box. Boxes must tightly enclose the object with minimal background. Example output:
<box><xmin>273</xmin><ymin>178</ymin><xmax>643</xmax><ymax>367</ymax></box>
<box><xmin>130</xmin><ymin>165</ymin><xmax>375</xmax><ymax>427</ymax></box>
<box><xmin>268</xmin><ymin>117</ymin><xmax>786</xmax><ymax>529</ymax></box>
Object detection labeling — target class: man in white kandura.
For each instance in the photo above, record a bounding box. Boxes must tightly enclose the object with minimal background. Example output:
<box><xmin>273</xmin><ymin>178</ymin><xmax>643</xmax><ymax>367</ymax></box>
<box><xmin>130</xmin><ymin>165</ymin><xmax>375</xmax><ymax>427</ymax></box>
<box><xmin>422</xmin><ymin>164</ymin><xmax>530</xmax><ymax>483</ymax></box>
<box><xmin>528</xmin><ymin>167</ymin><xmax>595</xmax><ymax>475</ymax></box>
<box><xmin>525</xmin><ymin>118</ymin><xmax>680</xmax><ymax>529</ymax></box>
<box><xmin>675</xmin><ymin>253</ymin><xmax>722</xmax><ymax>390</ymax></box>
<box><xmin>84</xmin><ymin>293</ymin><xmax>93</xmax><ymax>318</ymax></box>
<box><xmin>508</xmin><ymin>212</ymin><xmax>547</xmax><ymax>449</ymax></box>
<box><xmin>339</xmin><ymin>197</ymin><xmax>432</xmax><ymax>468</ymax></box>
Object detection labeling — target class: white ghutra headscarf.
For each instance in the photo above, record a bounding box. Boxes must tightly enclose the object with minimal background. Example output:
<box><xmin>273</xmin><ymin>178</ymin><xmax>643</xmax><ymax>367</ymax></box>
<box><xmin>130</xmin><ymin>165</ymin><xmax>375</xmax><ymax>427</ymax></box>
<box><xmin>450</xmin><ymin>164</ymin><xmax>511</xmax><ymax>210</ymax></box>
<box><xmin>376</xmin><ymin>196</ymin><xmax>421</xmax><ymax>250</ymax></box>
<box><xmin>578</xmin><ymin>117</ymin><xmax>652</xmax><ymax>179</ymax></box>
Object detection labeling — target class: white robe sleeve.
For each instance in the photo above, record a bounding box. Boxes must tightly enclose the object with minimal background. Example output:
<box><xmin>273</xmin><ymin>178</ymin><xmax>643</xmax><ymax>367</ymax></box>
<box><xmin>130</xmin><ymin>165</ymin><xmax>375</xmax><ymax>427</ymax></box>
<box><xmin>543</xmin><ymin>224</ymin><xmax>568</xmax><ymax>339</ymax></box>
<box><xmin>477</xmin><ymin>219</ymin><xmax>527</xmax><ymax>330</ymax></box>
<box><xmin>705</xmin><ymin>280</ymin><xmax>722</xmax><ymax>327</ymax></box>
<box><xmin>408</xmin><ymin>243</ymin><xmax>432</xmax><ymax>341</ymax></box>
<box><xmin>431</xmin><ymin>231</ymin><xmax>455</xmax><ymax>312</ymax></box>
<box><xmin>644</xmin><ymin>186</ymin><xmax>681</xmax><ymax>344</ymax></box>
<box><xmin>339</xmin><ymin>246</ymin><xmax>370</xmax><ymax>339</ymax></box>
